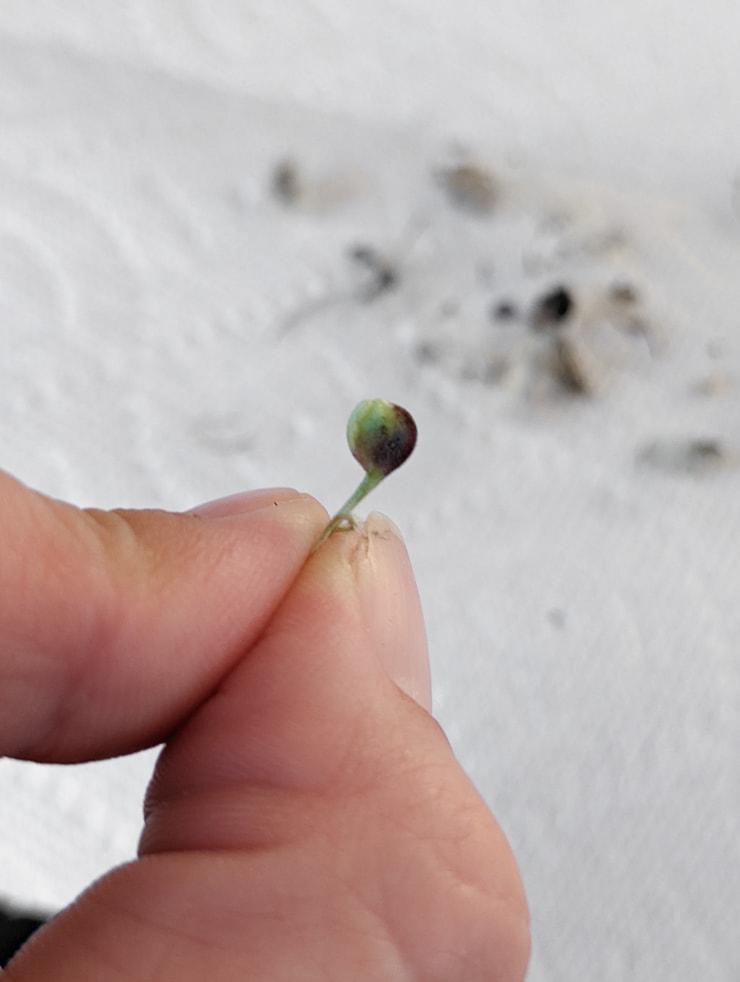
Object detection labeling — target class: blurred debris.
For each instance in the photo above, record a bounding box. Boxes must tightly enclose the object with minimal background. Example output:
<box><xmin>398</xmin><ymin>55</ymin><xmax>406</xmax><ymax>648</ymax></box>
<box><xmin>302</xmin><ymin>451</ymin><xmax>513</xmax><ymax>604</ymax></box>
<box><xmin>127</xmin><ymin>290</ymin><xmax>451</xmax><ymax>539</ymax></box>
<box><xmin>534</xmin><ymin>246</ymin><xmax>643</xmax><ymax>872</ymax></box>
<box><xmin>271</xmin><ymin>158</ymin><xmax>302</xmax><ymax>205</ymax></box>
<box><xmin>608</xmin><ymin>281</ymin><xmax>639</xmax><ymax>305</ymax></box>
<box><xmin>347</xmin><ymin>244</ymin><xmax>399</xmax><ymax>302</ymax></box>
<box><xmin>547</xmin><ymin>608</ymin><xmax>566</xmax><ymax>629</ymax></box>
<box><xmin>414</xmin><ymin>340</ymin><xmax>441</xmax><ymax>364</ymax></box>
<box><xmin>490</xmin><ymin>299</ymin><xmax>518</xmax><ymax>322</ymax></box>
<box><xmin>549</xmin><ymin>336</ymin><xmax>592</xmax><ymax>395</ymax></box>
<box><xmin>688</xmin><ymin>439</ymin><xmax>726</xmax><ymax>463</ymax></box>
<box><xmin>460</xmin><ymin>354</ymin><xmax>510</xmax><ymax>386</ymax></box>
<box><xmin>266</xmin><ymin>146</ymin><xmax>709</xmax><ymax>427</ymax></box>
<box><xmin>638</xmin><ymin>437</ymin><xmax>736</xmax><ymax>474</ymax></box>
<box><xmin>435</xmin><ymin>163</ymin><xmax>497</xmax><ymax>214</ymax></box>
<box><xmin>692</xmin><ymin>371</ymin><xmax>734</xmax><ymax>397</ymax></box>
<box><xmin>598</xmin><ymin>281</ymin><xmax>657</xmax><ymax>353</ymax></box>
<box><xmin>270</xmin><ymin>157</ymin><xmax>359</xmax><ymax>211</ymax></box>
<box><xmin>531</xmin><ymin>285</ymin><xmax>575</xmax><ymax>330</ymax></box>
<box><xmin>279</xmin><ymin>242</ymin><xmax>399</xmax><ymax>335</ymax></box>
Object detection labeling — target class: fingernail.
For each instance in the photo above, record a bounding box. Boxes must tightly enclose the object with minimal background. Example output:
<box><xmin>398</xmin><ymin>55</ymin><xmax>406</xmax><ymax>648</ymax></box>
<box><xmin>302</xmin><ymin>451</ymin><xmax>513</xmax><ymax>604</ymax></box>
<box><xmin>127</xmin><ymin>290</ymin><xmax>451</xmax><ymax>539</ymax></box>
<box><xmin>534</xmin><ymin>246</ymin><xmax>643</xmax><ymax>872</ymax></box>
<box><xmin>188</xmin><ymin>487</ymin><xmax>301</xmax><ymax>518</ymax></box>
<box><xmin>353</xmin><ymin>512</ymin><xmax>432</xmax><ymax>711</ymax></box>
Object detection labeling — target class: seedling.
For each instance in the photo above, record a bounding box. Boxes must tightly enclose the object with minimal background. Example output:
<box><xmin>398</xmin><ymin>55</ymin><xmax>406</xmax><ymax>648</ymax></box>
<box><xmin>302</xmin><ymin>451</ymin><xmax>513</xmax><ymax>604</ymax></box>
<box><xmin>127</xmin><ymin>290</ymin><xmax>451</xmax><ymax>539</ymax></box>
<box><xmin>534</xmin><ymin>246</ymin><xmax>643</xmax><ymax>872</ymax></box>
<box><xmin>319</xmin><ymin>399</ymin><xmax>417</xmax><ymax>543</ymax></box>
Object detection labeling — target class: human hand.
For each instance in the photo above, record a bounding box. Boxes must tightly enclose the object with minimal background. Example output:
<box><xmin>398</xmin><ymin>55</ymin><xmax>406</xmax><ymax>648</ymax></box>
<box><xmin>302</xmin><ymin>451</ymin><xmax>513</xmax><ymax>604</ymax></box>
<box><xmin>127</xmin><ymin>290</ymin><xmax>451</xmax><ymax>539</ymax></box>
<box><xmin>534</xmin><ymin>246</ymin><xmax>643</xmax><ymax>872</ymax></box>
<box><xmin>1</xmin><ymin>471</ymin><xmax>529</xmax><ymax>981</ymax></box>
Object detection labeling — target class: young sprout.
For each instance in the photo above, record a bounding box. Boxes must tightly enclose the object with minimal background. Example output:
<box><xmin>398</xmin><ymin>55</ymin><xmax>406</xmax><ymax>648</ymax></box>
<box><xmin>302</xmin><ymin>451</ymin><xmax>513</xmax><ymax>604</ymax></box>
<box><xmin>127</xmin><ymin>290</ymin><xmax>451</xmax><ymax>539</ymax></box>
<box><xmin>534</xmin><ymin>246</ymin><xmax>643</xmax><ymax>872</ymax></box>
<box><xmin>319</xmin><ymin>399</ymin><xmax>417</xmax><ymax>544</ymax></box>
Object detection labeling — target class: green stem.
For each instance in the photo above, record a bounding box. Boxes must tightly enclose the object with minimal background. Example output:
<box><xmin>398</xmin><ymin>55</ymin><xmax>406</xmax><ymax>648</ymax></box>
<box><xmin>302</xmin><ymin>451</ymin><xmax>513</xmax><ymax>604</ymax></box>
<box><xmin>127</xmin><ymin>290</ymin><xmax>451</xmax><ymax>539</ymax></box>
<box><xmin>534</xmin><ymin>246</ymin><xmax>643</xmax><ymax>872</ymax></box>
<box><xmin>335</xmin><ymin>470</ymin><xmax>383</xmax><ymax>516</ymax></box>
<box><xmin>317</xmin><ymin>470</ymin><xmax>384</xmax><ymax>545</ymax></box>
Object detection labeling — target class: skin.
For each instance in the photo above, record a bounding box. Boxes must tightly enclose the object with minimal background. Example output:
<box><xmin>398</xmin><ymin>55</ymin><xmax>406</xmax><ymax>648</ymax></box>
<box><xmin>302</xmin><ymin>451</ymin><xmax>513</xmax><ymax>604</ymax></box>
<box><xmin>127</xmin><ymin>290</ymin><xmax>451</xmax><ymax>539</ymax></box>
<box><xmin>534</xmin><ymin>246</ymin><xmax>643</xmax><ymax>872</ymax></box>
<box><xmin>1</xmin><ymin>470</ymin><xmax>530</xmax><ymax>981</ymax></box>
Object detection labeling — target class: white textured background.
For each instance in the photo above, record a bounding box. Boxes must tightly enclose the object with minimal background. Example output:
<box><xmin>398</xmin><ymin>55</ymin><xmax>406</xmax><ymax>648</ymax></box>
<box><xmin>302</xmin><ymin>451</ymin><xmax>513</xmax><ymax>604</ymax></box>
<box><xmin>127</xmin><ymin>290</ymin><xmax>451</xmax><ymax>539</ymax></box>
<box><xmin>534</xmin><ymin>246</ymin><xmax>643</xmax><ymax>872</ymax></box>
<box><xmin>1</xmin><ymin>4</ymin><xmax>739</xmax><ymax>980</ymax></box>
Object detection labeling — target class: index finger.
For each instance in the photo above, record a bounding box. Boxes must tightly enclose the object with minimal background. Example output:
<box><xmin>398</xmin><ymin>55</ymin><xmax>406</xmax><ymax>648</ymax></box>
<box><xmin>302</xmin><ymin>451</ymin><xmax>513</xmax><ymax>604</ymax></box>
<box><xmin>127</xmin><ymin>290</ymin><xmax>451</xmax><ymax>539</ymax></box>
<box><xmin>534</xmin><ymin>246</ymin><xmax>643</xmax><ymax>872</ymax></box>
<box><xmin>0</xmin><ymin>471</ymin><xmax>327</xmax><ymax>763</ymax></box>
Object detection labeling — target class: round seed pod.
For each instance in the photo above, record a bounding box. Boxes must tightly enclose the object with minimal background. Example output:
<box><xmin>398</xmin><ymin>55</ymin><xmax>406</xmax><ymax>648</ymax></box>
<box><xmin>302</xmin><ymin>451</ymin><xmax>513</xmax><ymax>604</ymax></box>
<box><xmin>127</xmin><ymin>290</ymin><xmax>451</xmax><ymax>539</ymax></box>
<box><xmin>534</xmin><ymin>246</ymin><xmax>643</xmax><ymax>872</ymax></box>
<box><xmin>347</xmin><ymin>399</ymin><xmax>417</xmax><ymax>477</ymax></box>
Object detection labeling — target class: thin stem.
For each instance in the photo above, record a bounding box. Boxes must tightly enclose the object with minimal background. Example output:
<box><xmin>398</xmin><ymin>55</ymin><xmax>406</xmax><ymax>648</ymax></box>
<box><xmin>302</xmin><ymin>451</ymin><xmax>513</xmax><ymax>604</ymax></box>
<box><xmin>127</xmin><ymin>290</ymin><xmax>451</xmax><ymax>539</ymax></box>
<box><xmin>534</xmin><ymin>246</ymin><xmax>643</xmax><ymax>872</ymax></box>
<box><xmin>317</xmin><ymin>470</ymin><xmax>384</xmax><ymax>545</ymax></box>
<box><xmin>335</xmin><ymin>470</ymin><xmax>383</xmax><ymax>517</ymax></box>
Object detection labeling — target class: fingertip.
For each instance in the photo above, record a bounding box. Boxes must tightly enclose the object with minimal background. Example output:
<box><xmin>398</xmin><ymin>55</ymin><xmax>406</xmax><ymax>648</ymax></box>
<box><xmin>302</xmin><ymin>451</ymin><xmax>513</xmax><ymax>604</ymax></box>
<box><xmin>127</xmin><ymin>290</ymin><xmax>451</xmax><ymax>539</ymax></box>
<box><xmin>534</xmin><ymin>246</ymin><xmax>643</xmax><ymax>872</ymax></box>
<box><xmin>188</xmin><ymin>488</ymin><xmax>328</xmax><ymax>523</ymax></box>
<box><xmin>188</xmin><ymin>487</ymin><xmax>300</xmax><ymax>516</ymax></box>
<box><xmin>359</xmin><ymin>512</ymin><xmax>431</xmax><ymax>711</ymax></box>
<box><xmin>203</xmin><ymin>492</ymin><xmax>329</xmax><ymax>540</ymax></box>
<box><xmin>292</xmin><ymin>511</ymin><xmax>432</xmax><ymax>711</ymax></box>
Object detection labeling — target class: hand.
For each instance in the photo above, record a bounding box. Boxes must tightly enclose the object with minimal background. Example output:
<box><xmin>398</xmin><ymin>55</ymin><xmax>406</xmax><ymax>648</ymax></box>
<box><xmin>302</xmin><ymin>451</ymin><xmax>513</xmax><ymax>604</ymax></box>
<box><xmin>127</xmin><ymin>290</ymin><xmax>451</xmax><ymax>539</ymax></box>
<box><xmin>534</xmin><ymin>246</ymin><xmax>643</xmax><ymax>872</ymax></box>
<box><xmin>1</xmin><ymin>471</ymin><xmax>529</xmax><ymax>981</ymax></box>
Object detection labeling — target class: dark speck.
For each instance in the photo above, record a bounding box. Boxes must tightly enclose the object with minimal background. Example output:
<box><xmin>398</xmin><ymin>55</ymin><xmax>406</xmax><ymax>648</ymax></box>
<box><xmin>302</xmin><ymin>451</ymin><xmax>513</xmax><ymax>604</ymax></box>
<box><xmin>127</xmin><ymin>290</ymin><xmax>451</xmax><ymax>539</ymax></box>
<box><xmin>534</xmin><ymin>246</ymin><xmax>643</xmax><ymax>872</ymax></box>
<box><xmin>271</xmin><ymin>159</ymin><xmax>301</xmax><ymax>205</ymax></box>
<box><xmin>415</xmin><ymin>340</ymin><xmax>440</xmax><ymax>364</ymax></box>
<box><xmin>532</xmin><ymin>285</ymin><xmax>575</xmax><ymax>329</ymax></box>
<box><xmin>638</xmin><ymin>436</ymin><xmax>731</xmax><ymax>474</ymax></box>
<box><xmin>347</xmin><ymin>244</ymin><xmax>399</xmax><ymax>302</ymax></box>
<box><xmin>491</xmin><ymin>300</ymin><xmax>518</xmax><ymax>322</ymax></box>
<box><xmin>688</xmin><ymin>439</ymin><xmax>724</xmax><ymax>462</ymax></box>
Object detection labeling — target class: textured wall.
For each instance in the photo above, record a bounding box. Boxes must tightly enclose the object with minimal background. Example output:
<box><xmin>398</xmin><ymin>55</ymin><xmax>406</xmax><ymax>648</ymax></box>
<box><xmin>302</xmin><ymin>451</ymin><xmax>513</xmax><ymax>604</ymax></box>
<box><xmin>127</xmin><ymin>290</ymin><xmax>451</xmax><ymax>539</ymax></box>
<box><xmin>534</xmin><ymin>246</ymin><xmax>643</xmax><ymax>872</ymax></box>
<box><xmin>1</xmin><ymin>4</ymin><xmax>739</xmax><ymax>980</ymax></box>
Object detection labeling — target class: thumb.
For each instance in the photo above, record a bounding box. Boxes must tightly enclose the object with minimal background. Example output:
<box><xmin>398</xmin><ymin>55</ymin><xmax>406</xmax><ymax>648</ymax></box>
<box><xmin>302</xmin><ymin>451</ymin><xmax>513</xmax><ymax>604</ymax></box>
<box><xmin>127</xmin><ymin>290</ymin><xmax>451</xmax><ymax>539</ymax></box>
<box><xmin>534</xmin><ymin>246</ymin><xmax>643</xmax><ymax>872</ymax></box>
<box><xmin>140</xmin><ymin>510</ymin><xmax>434</xmax><ymax>848</ymax></box>
<box><xmin>136</xmin><ymin>513</ymin><xmax>528</xmax><ymax>978</ymax></box>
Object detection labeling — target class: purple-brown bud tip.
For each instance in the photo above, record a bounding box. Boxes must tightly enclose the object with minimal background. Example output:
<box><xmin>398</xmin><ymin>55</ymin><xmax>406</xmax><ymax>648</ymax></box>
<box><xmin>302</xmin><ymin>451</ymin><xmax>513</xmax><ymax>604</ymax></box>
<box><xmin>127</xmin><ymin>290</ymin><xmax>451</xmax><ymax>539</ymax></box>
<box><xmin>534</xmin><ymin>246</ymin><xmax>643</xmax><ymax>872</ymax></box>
<box><xmin>346</xmin><ymin>399</ymin><xmax>417</xmax><ymax>477</ymax></box>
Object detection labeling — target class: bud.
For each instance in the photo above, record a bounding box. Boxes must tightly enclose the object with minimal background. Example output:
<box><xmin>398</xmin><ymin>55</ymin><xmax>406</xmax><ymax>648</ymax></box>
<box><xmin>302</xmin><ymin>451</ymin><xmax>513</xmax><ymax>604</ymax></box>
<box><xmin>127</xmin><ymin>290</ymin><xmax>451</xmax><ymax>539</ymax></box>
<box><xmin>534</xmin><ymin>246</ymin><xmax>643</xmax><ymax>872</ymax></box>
<box><xmin>347</xmin><ymin>399</ymin><xmax>417</xmax><ymax>478</ymax></box>
<box><xmin>317</xmin><ymin>399</ymin><xmax>417</xmax><ymax>545</ymax></box>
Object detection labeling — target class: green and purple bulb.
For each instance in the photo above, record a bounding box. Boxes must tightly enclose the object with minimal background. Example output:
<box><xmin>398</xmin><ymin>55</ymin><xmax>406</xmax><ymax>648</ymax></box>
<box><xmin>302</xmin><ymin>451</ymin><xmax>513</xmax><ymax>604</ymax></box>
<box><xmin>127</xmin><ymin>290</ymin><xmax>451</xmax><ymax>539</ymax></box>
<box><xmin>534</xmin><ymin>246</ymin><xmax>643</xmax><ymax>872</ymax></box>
<box><xmin>319</xmin><ymin>399</ymin><xmax>417</xmax><ymax>542</ymax></box>
<box><xmin>347</xmin><ymin>399</ymin><xmax>417</xmax><ymax>479</ymax></box>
